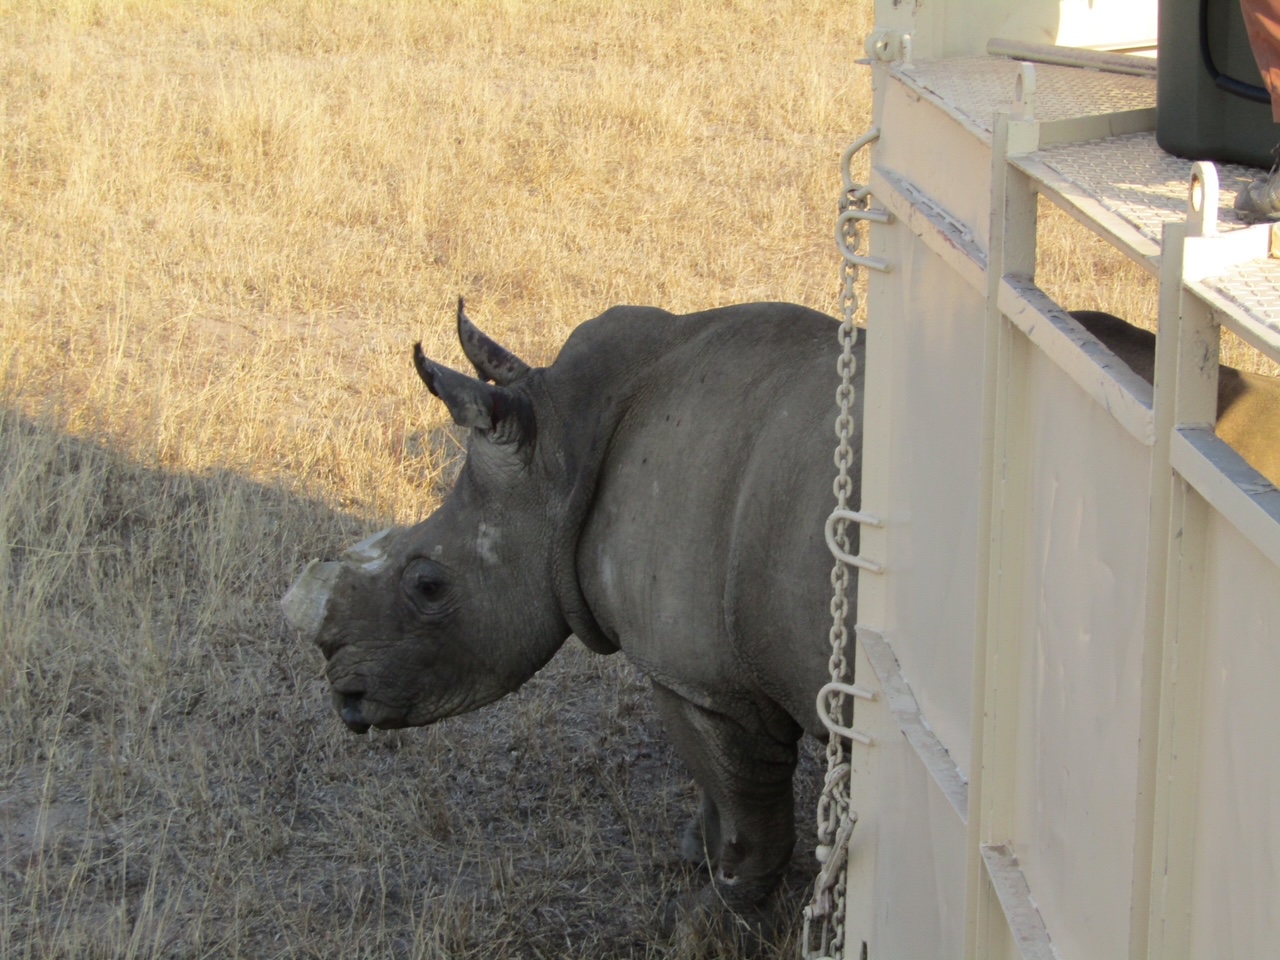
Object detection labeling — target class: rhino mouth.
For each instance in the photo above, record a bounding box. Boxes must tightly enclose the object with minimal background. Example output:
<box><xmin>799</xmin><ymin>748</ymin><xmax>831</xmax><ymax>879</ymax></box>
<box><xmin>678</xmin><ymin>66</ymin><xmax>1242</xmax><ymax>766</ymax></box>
<box><xmin>339</xmin><ymin>693</ymin><xmax>371</xmax><ymax>734</ymax></box>
<box><xmin>332</xmin><ymin>689</ymin><xmax>412</xmax><ymax>735</ymax></box>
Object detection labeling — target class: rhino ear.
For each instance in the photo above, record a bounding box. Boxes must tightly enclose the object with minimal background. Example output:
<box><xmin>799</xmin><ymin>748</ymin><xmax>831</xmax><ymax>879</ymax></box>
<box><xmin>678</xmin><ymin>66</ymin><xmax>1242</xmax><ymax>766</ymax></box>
<box><xmin>413</xmin><ymin>343</ymin><xmax>535</xmax><ymax>446</ymax></box>
<box><xmin>456</xmin><ymin>298</ymin><xmax>531</xmax><ymax>386</ymax></box>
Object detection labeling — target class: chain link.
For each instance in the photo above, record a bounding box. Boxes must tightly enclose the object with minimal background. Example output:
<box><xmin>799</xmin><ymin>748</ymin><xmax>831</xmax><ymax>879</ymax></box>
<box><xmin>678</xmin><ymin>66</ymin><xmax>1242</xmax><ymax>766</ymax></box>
<box><xmin>802</xmin><ymin>128</ymin><xmax>878</xmax><ymax>960</ymax></box>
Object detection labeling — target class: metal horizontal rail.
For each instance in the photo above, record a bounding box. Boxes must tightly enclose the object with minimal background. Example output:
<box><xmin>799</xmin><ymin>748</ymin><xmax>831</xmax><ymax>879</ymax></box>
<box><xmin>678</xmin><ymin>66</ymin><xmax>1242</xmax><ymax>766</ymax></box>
<box><xmin>998</xmin><ymin>275</ymin><xmax>1156</xmax><ymax>447</ymax></box>
<box><xmin>986</xmin><ymin>38</ymin><xmax>1158</xmax><ymax>78</ymax></box>
<box><xmin>869</xmin><ymin>167</ymin><xmax>988</xmax><ymax>291</ymax></box>
<box><xmin>859</xmin><ymin>627</ymin><xmax>969</xmax><ymax>823</ymax></box>
<box><xmin>1170</xmin><ymin>426</ymin><xmax>1280</xmax><ymax>569</ymax></box>
<box><xmin>979</xmin><ymin>844</ymin><xmax>1058</xmax><ymax>960</ymax></box>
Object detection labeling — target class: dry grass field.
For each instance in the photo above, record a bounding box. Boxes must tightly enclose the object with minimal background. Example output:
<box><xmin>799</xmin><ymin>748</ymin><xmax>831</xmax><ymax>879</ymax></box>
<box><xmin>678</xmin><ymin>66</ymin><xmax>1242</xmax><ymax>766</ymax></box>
<box><xmin>3</xmin><ymin>2</ymin><xmax>1275</xmax><ymax>959</ymax></box>
<box><xmin>0</xmin><ymin>2</ymin><xmax>867</xmax><ymax>958</ymax></box>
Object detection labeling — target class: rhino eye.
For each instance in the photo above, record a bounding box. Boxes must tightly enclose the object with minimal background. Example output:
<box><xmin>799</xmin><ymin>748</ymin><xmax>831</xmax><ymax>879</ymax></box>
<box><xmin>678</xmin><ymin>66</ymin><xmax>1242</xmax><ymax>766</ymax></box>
<box><xmin>414</xmin><ymin>577</ymin><xmax>445</xmax><ymax>601</ymax></box>
<box><xmin>402</xmin><ymin>559</ymin><xmax>450</xmax><ymax>612</ymax></box>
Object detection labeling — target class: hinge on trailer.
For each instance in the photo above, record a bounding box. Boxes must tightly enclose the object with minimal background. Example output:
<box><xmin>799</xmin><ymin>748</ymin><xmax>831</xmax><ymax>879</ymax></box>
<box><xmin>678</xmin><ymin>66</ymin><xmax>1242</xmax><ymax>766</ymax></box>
<box><xmin>864</xmin><ymin>29</ymin><xmax>913</xmax><ymax>67</ymax></box>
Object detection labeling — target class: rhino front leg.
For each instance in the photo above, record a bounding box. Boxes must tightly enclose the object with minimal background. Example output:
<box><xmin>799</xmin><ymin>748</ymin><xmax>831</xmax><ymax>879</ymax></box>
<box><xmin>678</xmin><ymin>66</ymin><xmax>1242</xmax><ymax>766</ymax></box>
<box><xmin>651</xmin><ymin>683</ymin><xmax>801</xmax><ymax>919</ymax></box>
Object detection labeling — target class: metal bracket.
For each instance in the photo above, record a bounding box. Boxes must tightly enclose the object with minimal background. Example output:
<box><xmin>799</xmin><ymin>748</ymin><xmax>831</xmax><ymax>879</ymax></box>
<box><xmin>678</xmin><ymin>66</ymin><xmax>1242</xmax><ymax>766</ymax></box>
<box><xmin>840</xmin><ymin>126</ymin><xmax>881</xmax><ymax>196</ymax></box>
<box><xmin>816</xmin><ymin>681</ymin><xmax>878</xmax><ymax>747</ymax></box>
<box><xmin>836</xmin><ymin>211</ymin><xmax>893</xmax><ymax>273</ymax></box>
<box><xmin>1012</xmin><ymin>62</ymin><xmax>1036</xmax><ymax>121</ymax></box>
<box><xmin>825</xmin><ymin>508</ymin><xmax>885</xmax><ymax>573</ymax></box>
<box><xmin>864</xmin><ymin>29</ymin><xmax>913</xmax><ymax>66</ymax></box>
<box><xmin>1188</xmin><ymin>161</ymin><xmax>1219</xmax><ymax>238</ymax></box>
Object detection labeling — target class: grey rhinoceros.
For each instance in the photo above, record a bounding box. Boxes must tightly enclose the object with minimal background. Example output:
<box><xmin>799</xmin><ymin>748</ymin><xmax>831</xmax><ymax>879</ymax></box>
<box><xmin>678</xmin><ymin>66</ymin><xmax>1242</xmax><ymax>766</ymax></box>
<box><xmin>282</xmin><ymin>299</ymin><xmax>863</xmax><ymax>923</ymax></box>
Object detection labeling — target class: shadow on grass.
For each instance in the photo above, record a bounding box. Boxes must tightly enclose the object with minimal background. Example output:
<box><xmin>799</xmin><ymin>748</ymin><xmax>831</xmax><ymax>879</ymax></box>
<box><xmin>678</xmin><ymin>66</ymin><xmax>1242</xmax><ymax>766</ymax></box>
<box><xmin>0</xmin><ymin>407</ymin><xmax>821</xmax><ymax>960</ymax></box>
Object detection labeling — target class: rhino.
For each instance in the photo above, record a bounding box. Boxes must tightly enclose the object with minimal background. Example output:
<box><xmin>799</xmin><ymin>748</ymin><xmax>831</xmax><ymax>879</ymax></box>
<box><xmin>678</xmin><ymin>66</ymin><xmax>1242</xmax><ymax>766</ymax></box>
<box><xmin>1069</xmin><ymin>310</ymin><xmax>1280</xmax><ymax>487</ymax></box>
<box><xmin>282</xmin><ymin>300</ymin><xmax>861</xmax><ymax>923</ymax></box>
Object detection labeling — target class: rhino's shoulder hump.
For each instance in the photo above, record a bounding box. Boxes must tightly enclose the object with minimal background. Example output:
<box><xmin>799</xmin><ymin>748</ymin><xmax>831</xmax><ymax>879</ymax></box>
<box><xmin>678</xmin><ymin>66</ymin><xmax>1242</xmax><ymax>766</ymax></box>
<box><xmin>562</xmin><ymin>302</ymin><xmax>833</xmax><ymax>355</ymax></box>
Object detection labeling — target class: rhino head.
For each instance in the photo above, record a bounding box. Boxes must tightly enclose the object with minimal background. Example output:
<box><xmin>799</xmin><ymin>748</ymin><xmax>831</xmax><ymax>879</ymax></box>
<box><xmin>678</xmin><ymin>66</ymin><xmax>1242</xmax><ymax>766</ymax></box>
<box><xmin>282</xmin><ymin>300</ymin><xmax>613</xmax><ymax>734</ymax></box>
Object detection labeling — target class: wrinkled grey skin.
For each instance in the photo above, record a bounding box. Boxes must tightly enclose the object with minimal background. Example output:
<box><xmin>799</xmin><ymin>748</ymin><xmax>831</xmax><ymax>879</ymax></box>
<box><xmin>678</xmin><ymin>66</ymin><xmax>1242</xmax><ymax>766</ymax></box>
<box><xmin>282</xmin><ymin>300</ymin><xmax>863</xmax><ymax>921</ymax></box>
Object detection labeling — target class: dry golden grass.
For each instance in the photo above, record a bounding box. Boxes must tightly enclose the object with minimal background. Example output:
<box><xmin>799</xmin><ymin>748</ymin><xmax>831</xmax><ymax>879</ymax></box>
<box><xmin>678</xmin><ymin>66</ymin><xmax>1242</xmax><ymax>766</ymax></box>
<box><xmin>1</xmin><ymin>1</ymin><xmax>867</xmax><ymax>957</ymax></box>
<box><xmin>1036</xmin><ymin>199</ymin><xmax>1159</xmax><ymax>330</ymax></box>
<box><xmin>5</xmin><ymin>2</ymin><xmax>1274</xmax><ymax>958</ymax></box>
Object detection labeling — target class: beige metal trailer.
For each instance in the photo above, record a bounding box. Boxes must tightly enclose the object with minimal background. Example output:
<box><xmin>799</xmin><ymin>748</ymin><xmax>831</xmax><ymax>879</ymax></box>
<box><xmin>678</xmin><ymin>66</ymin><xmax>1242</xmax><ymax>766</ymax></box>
<box><xmin>825</xmin><ymin>3</ymin><xmax>1280</xmax><ymax>957</ymax></box>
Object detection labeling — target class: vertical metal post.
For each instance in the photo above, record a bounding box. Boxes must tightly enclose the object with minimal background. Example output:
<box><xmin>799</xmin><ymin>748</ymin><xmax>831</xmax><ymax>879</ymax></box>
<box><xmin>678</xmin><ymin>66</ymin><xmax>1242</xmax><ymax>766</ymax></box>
<box><xmin>1143</xmin><ymin>215</ymin><xmax>1221</xmax><ymax>960</ymax></box>
<box><xmin>965</xmin><ymin>101</ymin><xmax>1039</xmax><ymax>960</ymax></box>
<box><xmin>1123</xmin><ymin>215</ymin><xmax>1185</xmax><ymax>959</ymax></box>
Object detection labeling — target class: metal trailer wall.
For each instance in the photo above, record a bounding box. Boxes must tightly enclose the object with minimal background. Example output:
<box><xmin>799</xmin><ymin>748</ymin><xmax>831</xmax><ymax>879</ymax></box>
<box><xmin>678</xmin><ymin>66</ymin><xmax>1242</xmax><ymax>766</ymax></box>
<box><xmin>836</xmin><ymin>19</ymin><xmax>1280</xmax><ymax>960</ymax></box>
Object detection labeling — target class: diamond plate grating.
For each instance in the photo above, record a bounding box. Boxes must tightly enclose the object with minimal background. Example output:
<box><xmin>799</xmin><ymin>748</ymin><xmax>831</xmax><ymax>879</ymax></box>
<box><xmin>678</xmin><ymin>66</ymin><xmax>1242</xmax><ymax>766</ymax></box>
<box><xmin>1033</xmin><ymin>135</ymin><xmax>1280</xmax><ymax>353</ymax></box>
<box><xmin>893</xmin><ymin>55</ymin><xmax>1280</xmax><ymax>353</ymax></box>
<box><xmin>1203</xmin><ymin>260</ymin><xmax>1280</xmax><ymax>346</ymax></box>
<box><xmin>1034</xmin><ymin>132</ymin><xmax>1262</xmax><ymax>243</ymax></box>
<box><xmin>902</xmin><ymin>57</ymin><xmax>1155</xmax><ymax>132</ymax></box>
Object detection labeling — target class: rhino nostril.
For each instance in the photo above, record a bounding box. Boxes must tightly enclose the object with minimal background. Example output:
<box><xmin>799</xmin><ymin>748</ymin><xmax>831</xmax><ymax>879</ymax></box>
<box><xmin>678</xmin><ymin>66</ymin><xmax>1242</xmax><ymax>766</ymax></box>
<box><xmin>340</xmin><ymin>693</ymin><xmax>370</xmax><ymax>734</ymax></box>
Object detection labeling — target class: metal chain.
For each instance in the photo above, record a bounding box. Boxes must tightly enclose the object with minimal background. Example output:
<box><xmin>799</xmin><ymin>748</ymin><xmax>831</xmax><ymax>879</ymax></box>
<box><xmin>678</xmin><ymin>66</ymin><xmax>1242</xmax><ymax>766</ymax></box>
<box><xmin>803</xmin><ymin>128</ymin><xmax>879</xmax><ymax>960</ymax></box>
